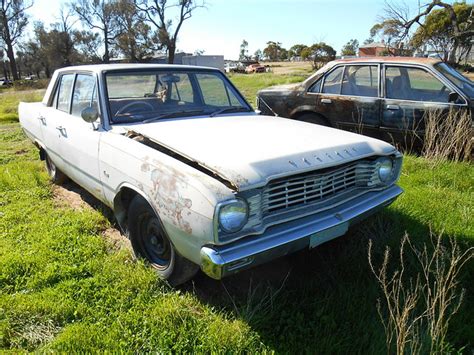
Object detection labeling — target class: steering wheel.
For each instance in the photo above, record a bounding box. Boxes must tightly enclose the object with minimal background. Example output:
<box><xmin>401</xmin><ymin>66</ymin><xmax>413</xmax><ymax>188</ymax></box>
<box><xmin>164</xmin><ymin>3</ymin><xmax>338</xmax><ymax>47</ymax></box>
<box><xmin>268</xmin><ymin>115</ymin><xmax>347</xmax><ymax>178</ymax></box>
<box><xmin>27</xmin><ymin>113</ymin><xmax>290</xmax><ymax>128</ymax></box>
<box><xmin>116</xmin><ymin>101</ymin><xmax>154</xmax><ymax>116</ymax></box>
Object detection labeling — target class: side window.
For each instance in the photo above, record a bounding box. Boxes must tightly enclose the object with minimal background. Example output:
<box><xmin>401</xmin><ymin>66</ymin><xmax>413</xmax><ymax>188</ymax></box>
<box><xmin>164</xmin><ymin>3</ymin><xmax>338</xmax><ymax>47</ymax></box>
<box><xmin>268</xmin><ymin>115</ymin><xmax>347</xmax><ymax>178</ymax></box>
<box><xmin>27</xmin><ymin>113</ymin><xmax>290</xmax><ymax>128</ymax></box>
<box><xmin>341</xmin><ymin>65</ymin><xmax>378</xmax><ymax>97</ymax></box>
<box><xmin>169</xmin><ymin>74</ymin><xmax>194</xmax><ymax>103</ymax></box>
<box><xmin>57</xmin><ymin>74</ymin><xmax>75</xmax><ymax>112</ymax></box>
<box><xmin>196</xmin><ymin>73</ymin><xmax>241</xmax><ymax>107</ymax></box>
<box><xmin>308</xmin><ymin>77</ymin><xmax>322</xmax><ymax>93</ymax></box>
<box><xmin>386</xmin><ymin>66</ymin><xmax>449</xmax><ymax>102</ymax></box>
<box><xmin>322</xmin><ymin>66</ymin><xmax>343</xmax><ymax>94</ymax></box>
<box><xmin>71</xmin><ymin>75</ymin><xmax>98</xmax><ymax>117</ymax></box>
<box><xmin>71</xmin><ymin>74</ymin><xmax>98</xmax><ymax>117</ymax></box>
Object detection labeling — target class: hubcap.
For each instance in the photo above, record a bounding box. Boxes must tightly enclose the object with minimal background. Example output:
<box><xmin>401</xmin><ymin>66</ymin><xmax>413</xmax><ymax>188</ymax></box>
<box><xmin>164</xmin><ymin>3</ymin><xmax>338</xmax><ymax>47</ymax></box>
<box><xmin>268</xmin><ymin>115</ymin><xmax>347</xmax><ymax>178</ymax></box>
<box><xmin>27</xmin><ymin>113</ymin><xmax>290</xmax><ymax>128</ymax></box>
<box><xmin>139</xmin><ymin>213</ymin><xmax>171</xmax><ymax>267</ymax></box>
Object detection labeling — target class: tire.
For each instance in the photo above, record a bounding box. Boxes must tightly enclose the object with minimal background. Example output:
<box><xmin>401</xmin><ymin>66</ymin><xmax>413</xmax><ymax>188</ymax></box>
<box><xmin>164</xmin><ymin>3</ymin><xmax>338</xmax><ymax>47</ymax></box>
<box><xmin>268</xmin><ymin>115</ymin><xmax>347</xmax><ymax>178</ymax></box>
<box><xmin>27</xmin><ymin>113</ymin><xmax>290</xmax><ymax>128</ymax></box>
<box><xmin>128</xmin><ymin>196</ymin><xmax>199</xmax><ymax>286</ymax></box>
<box><xmin>296</xmin><ymin>113</ymin><xmax>330</xmax><ymax>127</ymax></box>
<box><xmin>45</xmin><ymin>153</ymin><xmax>67</xmax><ymax>184</ymax></box>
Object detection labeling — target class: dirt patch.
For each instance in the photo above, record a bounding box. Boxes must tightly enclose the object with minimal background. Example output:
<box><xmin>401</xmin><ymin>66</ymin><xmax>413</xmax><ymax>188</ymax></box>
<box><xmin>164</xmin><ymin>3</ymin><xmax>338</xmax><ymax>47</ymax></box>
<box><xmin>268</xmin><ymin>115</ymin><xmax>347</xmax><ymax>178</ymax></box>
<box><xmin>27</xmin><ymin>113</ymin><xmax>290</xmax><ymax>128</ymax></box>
<box><xmin>52</xmin><ymin>182</ymin><xmax>130</xmax><ymax>251</ymax></box>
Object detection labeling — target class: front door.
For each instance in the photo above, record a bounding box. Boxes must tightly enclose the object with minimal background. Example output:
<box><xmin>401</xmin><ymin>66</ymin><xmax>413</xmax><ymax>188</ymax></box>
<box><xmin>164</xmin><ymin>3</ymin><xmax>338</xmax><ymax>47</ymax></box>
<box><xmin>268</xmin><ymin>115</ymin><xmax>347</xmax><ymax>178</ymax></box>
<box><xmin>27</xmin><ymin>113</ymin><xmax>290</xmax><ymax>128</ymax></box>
<box><xmin>58</xmin><ymin>74</ymin><xmax>104</xmax><ymax>200</ymax></box>
<box><xmin>381</xmin><ymin>65</ymin><xmax>456</xmax><ymax>150</ymax></box>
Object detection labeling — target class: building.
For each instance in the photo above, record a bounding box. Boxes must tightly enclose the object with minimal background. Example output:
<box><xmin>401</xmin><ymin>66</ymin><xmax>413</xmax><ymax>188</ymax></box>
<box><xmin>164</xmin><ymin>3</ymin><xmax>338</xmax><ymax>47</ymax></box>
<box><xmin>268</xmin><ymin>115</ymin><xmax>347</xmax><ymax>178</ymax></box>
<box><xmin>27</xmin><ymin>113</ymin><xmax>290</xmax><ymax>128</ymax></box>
<box><xmin>182</xmin><ymin>55</ymin><xmax>225</xmax><ymax>71</ymax></box>
<box><xmin>358</xmin><ymin>42</ymin><xmax>389</xmax><ymax>57</ymax></box>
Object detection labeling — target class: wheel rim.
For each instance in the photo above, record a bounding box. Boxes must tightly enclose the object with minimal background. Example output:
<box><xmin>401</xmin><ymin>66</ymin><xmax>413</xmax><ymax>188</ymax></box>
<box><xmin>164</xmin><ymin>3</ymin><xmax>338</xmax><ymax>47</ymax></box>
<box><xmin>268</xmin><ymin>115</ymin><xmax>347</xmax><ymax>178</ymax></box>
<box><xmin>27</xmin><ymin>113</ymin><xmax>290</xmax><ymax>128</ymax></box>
<box><xmin>137</xmin><ymin>212</ymin><xmax>172</xmax><ymax>268</ymax></box>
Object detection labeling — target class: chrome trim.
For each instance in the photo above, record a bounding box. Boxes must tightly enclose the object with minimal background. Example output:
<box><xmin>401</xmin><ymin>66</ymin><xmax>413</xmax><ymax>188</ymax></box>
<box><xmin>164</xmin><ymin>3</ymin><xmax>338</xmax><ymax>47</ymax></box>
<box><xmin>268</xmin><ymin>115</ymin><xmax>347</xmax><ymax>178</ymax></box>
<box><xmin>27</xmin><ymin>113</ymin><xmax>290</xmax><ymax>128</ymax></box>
<box><xmin>201</xmin><ymin>185</ymin><xmax>403</xmax><ymax>279</ymax></box>
<box><xmin>215</xmin><ymin>155</ymin><xmax>402</xmax><ymax>245</ymax></box>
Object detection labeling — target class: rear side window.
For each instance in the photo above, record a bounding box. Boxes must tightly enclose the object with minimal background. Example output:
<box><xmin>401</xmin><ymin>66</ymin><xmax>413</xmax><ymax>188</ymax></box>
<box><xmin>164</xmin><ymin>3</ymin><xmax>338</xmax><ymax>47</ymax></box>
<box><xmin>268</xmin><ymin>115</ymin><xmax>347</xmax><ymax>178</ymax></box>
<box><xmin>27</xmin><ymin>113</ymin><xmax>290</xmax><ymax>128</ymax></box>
<box><xmin>341</xmin><ymin>65</ymin><xmax>378</xmax><ymax>97</ymax></box>
<box><xmin>71</xmin><ymin>75</ymin><xmax>98</xmax><ymax>117</ymax></box>
<box><xmin>322</xmin><ymin>66</ymin><xmax>343</xmax><ymax>94</ymax></box>
<box><xmin>57</xmin><ymin>74</ymin><xmax>75</xmax><ymax>112</ymax></box>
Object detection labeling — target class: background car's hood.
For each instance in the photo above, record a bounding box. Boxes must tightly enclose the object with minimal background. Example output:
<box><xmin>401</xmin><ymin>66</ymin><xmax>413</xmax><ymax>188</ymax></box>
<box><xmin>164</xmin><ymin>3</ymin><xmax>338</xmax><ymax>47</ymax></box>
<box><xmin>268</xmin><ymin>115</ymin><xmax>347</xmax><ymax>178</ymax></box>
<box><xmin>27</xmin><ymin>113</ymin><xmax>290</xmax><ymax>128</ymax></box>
<box><xmin>129</xmin><ymin>115</ymin><xmax>397</xmax><ymax>190</ymax></box>
<box><xmin>258</xmin><ymin>83</ymin><xmax>301</xmax><ymax>95</ymax></box>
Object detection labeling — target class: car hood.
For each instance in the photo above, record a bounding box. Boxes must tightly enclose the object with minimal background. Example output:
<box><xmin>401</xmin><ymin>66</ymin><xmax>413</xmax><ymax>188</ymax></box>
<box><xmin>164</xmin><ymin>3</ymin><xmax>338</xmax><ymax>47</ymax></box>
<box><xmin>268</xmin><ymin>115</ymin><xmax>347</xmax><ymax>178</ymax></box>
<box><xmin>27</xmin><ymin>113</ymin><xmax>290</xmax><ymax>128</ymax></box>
<box><xmin>127</xmin><ymin>114</ymin><xmax>397</xmax><ymax>191</ymax></box>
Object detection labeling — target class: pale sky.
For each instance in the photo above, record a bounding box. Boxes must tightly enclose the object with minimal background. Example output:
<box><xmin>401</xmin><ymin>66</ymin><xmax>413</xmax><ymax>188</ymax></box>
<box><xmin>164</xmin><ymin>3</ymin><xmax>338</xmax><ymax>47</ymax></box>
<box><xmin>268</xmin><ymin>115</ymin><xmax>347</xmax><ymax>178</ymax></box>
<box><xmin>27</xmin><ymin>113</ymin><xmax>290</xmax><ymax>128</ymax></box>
<box><xmin>27</xmin><ymin>0</ymin><xmax>440</xmax><ymax>59</ymax></box>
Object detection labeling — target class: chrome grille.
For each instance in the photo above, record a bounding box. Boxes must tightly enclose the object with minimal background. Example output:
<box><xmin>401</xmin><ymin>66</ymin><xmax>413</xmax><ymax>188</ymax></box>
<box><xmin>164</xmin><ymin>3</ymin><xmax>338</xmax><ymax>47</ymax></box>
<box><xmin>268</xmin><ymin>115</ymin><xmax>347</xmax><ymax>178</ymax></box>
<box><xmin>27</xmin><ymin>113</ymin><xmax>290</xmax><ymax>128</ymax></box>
<box><xmin>262</xmin><ymin>161</ymin><xmax>378</xmax><ymax>215</ymax></box>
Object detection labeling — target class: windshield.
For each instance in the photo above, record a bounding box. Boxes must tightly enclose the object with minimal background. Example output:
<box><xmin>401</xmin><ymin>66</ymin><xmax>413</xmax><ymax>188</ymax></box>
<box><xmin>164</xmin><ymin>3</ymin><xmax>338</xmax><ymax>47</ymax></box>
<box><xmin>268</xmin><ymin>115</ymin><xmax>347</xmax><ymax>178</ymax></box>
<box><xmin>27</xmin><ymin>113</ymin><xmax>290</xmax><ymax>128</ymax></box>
<box><xmin>105</xmin><ymin>70</ymin><xmax>252</xmax><ymax>123</ymax></box>
<box><xmin>435</xmin><ymin>62</ymin><xmax>474</xmax><ymax>99</ymax></box>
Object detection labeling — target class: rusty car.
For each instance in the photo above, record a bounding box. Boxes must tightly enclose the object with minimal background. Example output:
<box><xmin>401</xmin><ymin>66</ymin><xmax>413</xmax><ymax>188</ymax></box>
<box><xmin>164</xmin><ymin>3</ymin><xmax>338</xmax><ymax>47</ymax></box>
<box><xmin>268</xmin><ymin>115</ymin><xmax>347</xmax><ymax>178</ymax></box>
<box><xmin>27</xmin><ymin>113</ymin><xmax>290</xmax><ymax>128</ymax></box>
<box><xmin>19</xmin><ymin>64</ymin><xmax>403</xmax><ymax>285</ymax></box>
<box><xmin>257</xmin><ymin>57</ymin><xmax>473</xmax><ymax>147</ymax></box>
<box><xmin>245</xmin><ymin>63</ymin><xmax>266</xmax><ymax>73</ymax></box>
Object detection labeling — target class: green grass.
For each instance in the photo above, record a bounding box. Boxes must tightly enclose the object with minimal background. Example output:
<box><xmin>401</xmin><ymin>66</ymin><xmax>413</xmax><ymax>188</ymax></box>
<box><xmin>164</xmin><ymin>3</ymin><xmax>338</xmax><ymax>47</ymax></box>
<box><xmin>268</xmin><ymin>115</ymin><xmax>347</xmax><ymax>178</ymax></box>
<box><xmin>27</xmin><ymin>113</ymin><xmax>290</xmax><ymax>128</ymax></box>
<box><xmin>0</xmin><ymin>90</ymin><xmax>44</xmax><ymax>124</ymax></box>
<box><xmin>0</xmin><ymin>80</ymin><xmax>473</xmax><ymax>352</ymax></box>
<box><xmin>229</xmin><ymin>73</ymin><xmax>306</xmax><ymax>106</ymax></box>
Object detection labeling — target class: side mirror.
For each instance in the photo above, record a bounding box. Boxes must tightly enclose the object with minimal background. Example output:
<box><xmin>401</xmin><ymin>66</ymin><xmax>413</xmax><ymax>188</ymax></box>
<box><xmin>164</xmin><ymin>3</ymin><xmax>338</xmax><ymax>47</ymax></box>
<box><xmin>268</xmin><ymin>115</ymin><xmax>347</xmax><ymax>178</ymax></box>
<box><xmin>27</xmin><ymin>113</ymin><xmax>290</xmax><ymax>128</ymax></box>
<box><xmin>81</xmin><ymin>106</ymin><xmax>99</xmax><ymax>123</ymax></box>
<box><xmin>448</xmin><ymin>92</ymin><xmax>459</xmax><ymax>103</ymax></box>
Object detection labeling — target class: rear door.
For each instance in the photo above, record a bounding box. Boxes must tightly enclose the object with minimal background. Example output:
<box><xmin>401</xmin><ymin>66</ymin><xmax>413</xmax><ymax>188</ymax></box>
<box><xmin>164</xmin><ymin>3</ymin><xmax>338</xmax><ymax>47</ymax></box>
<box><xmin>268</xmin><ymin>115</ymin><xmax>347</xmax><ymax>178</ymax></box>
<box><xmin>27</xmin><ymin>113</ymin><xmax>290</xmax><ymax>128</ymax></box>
<box><xmin>381</xmin><ymin>65</ymin><xmax>457</xmax><ymax>148</ymax></box>
<box><xmin>41</xmin><ymin>73</ymin><xmax>75</xmax><ymax>174</ymax></box>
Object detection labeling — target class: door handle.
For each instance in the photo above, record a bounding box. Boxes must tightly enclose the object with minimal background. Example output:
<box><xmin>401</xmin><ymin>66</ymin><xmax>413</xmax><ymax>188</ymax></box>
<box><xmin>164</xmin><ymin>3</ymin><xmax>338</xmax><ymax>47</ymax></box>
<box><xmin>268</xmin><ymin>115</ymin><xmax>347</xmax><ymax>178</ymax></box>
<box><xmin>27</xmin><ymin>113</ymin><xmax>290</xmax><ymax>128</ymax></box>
<box><xmin>56</xmin><ymin>126</ymin><xmax>66</xmax><ymax>135</ymax></box>
<box><xmin>386</xmin><ymin>104</ymin><xmax>400</xmax><ymax>111</ymax></box>
<box><xmin>321</xmin><ymin>98</ymin><xmax>332</xmax><ymax>104</ymax></box>
<box><xmin>37</xmin><ymin>116</ymin><xmax>46</xmax><ymax>125</ymax></box>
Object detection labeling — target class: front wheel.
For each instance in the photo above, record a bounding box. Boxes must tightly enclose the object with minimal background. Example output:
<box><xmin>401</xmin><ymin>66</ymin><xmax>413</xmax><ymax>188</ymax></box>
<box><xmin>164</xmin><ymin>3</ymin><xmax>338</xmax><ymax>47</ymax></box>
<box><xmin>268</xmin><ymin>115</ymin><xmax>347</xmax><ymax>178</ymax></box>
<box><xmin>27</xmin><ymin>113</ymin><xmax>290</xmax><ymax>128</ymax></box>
<box><xmin>128</xmin><ymin>196</ymin><xmax>199</xmax><ymax>286</ymax></box>
<box><xmin>45</xmin><ymin>153</ymin><xmax>67</xmax><ymax>184</ymax></box>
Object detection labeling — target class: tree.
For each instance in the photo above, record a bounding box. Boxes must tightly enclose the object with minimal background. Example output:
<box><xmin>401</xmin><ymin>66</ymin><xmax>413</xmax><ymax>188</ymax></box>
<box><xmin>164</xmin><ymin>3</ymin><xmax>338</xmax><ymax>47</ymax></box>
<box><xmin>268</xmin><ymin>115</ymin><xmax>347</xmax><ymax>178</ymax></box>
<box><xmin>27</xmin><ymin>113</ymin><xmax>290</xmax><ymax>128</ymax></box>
<box><xmin>410</xmin><ymin>2</ymin><xmax>473</xmax><ymax>63</ymax></box>
<box><xmin>300</xmin><ymin>47</ymin><xmax>312</xmax><ymax>60</ymax></box>
<box><xmin>239</xmin><ymin>39</ymin><xmax>248</xmax><ymax>61</ymax></box>
<box><xmin>263</xmin><ymin>41</ymin><xmax>286</xmax><ymax>61</ymax></box>
<box><xmin>72</xmin><ymin>0</ymin><xmax>118</xmax><ymax>63</ymax></box>
<box><xmin>136</xmin><ymin>0</ymin><xmax>204</xmax><ymax>64</ymax></box>
<box><xmin>309</xmin><ymin>42</ymin><xmax>336</xmax><ymax>69</ymax></box>
<box><xmin>288</xmin><ymin>44</ymin><xmax>308</xmax><ymax>59</ymax></box>
<box><xmin>374</xmin><ymin>0</ymin><xmax>474</xmax><ymax>62</ymax></box>
<box><xmin>341</xmin><ymin>39</ymin><xmax>359</xmax><ymax>56</ymax></box>
<box><xmin>113</xmin><ymin>0</ymin><xmax>156</xmax><ymax>62</ymax></box>
<box><xmin>0</xmin><ymin>0</ymin><xmax>32</xmax><ymax>80</ymax></box>
<box><xmin>253</xmin><ymin>49</ymin><xmax>262</xmax><ymax>61</ymax></box>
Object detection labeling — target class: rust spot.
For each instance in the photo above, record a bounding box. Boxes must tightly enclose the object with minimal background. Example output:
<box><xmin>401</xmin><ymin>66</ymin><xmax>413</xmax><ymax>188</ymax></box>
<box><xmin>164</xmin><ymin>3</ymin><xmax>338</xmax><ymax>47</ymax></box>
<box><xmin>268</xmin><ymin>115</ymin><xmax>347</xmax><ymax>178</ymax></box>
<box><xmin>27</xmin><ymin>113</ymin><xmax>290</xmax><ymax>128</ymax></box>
<box><xmin>150</xmin><ymin>166</ymin><xmax>193</xmax><ymax>235</ymax></box>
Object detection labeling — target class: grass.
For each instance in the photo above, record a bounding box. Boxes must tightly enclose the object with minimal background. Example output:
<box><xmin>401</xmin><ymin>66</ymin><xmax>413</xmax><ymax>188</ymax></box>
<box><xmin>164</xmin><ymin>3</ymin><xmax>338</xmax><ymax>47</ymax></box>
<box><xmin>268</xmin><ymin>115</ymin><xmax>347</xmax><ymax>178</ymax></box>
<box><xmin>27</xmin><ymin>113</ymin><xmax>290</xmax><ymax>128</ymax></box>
<box><xmin>228</xmin><ymin>73</ymin><xmax>307</xmax><ymax>106</ymax></box>
<box><xmin>0</xmin><ymin>75</ymin><xmax>473</xmax><ymax>352</ymax></box>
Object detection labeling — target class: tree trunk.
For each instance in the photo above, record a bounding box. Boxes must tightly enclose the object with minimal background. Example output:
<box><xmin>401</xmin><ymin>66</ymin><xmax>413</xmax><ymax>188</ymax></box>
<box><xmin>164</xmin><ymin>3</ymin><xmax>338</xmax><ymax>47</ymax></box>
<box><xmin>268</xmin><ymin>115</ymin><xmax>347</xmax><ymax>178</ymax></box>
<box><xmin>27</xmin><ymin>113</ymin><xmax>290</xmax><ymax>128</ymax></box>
<box><xmin>5</xmin><ymin>44</ymin><xmax>18</xmax><ymax>81</ymax></box>
<box><xmin>168</xmin><ymin>42</ymin><xmax>176</xmax><ymax>64</ymax></box>
<box><xmin>448</xmin><ymin>39</ymin><xmax>458</xmax><ymax>64</ymax></box>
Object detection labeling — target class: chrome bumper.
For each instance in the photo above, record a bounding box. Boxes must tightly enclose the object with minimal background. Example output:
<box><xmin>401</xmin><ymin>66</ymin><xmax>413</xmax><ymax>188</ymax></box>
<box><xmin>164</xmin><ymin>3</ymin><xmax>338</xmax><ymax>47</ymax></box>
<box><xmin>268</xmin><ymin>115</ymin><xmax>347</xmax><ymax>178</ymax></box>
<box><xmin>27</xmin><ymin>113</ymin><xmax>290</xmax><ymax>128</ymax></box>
<box><xmin>200</xmin><ymin>185</ymin><xmax>403</xmax><ymax>279</ymax></box>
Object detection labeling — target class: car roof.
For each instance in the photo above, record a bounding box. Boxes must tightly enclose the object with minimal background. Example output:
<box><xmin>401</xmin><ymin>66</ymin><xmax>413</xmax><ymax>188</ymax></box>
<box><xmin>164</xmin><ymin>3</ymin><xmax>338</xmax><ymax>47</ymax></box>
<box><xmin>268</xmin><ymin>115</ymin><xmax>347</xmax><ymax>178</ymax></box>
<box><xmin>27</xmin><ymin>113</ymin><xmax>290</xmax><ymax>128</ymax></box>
<box><xmin>54</xmin><ymin>63</ymin><xmax>221</xmax><ymax>74</ymax></box>
<box><xmin>331</xmin><ymin>56</ymin><xmax>441</xmax><ymax>66</ymax></box>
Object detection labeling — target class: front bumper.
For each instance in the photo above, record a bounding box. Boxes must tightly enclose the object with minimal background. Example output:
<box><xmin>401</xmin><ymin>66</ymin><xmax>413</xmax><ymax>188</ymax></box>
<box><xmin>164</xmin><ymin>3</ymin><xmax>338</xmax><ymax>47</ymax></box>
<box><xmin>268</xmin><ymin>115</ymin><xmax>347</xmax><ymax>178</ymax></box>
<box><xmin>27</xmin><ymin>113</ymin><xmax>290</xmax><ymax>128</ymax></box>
<box><xmin>200</xmin><ymin>185</ymin><xmax>403</xmax><ymax>279</ymax></box>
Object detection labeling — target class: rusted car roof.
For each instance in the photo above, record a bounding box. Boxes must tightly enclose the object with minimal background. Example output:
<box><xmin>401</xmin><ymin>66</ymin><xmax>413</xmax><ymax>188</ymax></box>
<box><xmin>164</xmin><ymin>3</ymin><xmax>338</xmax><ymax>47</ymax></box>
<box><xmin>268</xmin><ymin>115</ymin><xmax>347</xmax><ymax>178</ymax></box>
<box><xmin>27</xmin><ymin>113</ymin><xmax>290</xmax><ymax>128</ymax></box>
<box><xmin>332</xmin><ymin>56</ymin><xmax>441</xmax><ymax>65</ymax></box>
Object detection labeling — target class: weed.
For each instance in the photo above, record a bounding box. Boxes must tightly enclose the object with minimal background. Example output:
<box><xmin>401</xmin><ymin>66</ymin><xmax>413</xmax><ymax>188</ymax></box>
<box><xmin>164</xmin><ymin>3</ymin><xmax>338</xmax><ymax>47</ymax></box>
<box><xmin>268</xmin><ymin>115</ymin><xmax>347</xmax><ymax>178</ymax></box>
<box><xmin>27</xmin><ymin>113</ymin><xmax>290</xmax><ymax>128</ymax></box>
<box><xmin>368</xmin><ymin>232</ymin><xmax>474</xmax><ymax>354</ymax></box>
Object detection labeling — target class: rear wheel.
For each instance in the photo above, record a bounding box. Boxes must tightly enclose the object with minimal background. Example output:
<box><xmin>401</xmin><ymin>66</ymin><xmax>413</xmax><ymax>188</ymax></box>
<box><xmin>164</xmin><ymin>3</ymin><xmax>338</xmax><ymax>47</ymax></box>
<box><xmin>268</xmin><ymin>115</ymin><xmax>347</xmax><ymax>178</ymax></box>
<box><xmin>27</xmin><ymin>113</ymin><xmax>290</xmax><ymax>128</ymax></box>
<box><xmin>296</xmin><ymin>113</ymin><xmax>330</xmax><ymax>127</ymax></box>
<box><xmin>45</xmin><ymin>153</ymin><xmax>67</xmax><ymax>184</ymax></box>
<box><xmin>128</xmin><ymin>196</ymin><xmax>199</xmax><ymax>286</ymax></box>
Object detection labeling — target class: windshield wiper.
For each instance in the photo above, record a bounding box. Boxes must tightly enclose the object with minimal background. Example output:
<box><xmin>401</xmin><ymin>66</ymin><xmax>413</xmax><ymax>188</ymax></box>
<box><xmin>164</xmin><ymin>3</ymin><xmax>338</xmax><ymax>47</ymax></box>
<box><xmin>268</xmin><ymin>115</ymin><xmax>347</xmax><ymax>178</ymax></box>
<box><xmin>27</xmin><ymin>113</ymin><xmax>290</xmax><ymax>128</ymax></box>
<box><xmin>142</xmin><ymin>109</ymin><xmax>206</xmax><ymax>124</ymax></box>
<box><xmin>209</xmin><ymin>107</ymin><xmax>252</xmax><ymax>117</ymax></box>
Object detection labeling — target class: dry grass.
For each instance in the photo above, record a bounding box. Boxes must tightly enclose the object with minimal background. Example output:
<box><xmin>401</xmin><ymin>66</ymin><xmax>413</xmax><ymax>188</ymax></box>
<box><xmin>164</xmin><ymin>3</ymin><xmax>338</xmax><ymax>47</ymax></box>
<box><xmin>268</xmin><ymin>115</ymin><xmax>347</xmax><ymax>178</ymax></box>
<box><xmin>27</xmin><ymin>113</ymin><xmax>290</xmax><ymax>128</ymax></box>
<box><xmin>368</xmin><ymin>232</ymin><xmax>474</xmax><ymax>354</ymax></box>
<box><xmin>423</xmin><ymin>109</ymin><xmax>473</xmax><ymax>162</ymax></box>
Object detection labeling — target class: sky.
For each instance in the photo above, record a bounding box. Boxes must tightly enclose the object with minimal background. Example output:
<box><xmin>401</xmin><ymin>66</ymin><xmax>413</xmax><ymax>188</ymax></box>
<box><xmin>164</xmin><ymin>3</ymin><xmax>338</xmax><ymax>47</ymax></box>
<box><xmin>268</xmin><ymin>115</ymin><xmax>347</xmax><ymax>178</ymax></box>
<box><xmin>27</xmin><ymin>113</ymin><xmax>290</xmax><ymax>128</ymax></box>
<box><xmin>28</xmin><ymin>0</ymin><xmax>432</xmax><ymax>59</ymax></box>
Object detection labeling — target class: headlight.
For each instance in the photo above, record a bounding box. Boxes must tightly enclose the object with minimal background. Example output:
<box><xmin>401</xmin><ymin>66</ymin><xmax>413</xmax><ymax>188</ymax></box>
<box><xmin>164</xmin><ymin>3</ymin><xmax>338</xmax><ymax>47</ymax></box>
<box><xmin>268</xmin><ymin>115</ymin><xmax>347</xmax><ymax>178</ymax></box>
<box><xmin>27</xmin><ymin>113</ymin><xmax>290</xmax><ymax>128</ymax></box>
<box><xmin>218</xmin><ymin>199</ymin><xmax>248</xmax><ymax>233</ymax></box>
<box><xmin>378</xmin><ymin>157</ymin><xmax>393</xmax><ymax>183</ymax></box>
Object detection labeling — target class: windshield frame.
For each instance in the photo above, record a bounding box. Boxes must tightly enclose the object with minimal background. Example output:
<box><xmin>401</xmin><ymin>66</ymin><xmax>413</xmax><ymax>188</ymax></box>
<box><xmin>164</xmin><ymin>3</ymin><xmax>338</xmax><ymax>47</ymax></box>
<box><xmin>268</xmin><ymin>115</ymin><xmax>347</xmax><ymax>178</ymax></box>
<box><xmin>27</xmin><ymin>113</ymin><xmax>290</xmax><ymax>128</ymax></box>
<box><xmin>102</xmin><ymin>67</ymin><xmax>254</xmax><ymax>125</ymax></box>
<box><xmin>435</xmin><ymin>62</ymin><xmax>474</xmax><ymax>99</ymax></box>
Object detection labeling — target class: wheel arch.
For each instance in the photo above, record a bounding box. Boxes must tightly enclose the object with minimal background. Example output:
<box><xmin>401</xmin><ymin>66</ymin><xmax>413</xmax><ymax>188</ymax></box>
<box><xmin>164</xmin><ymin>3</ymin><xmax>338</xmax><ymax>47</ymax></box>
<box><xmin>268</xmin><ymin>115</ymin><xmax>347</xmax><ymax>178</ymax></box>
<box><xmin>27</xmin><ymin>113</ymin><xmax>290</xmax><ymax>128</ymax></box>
<box><xmin>113</xmin><ymin>183</ymin><xmax>157</xmax><ymax>235</ymax></box>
